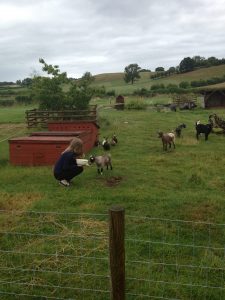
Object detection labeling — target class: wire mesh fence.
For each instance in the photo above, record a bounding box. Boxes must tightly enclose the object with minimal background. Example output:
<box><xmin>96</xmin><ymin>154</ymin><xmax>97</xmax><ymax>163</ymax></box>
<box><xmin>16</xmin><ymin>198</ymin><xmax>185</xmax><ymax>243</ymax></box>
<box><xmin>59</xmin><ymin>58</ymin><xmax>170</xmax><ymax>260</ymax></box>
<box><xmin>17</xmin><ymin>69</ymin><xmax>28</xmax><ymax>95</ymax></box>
<box><xmin>125</xmin><ymin>216</ymin><xmax>225</xmax><ymax>300</ymax></box>
<box><xmin>0</xmin><ymin>210</ymin><xmax>109</xmax><ymax>299</ymax></box>
<box><xmin>0</xmin><ymin>209</ymin><xmax>224</xmax><ymax>299</ymax></box>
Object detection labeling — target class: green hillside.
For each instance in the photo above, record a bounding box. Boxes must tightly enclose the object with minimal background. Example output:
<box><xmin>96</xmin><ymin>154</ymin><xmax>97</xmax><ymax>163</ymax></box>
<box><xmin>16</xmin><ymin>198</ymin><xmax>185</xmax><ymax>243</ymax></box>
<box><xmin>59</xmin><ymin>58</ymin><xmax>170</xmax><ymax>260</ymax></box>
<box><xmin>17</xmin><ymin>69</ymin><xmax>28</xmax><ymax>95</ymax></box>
<box><xmin>91</xmin><ymin>65</ymin><xmax>225</xmax><ymax>94</ymax></box>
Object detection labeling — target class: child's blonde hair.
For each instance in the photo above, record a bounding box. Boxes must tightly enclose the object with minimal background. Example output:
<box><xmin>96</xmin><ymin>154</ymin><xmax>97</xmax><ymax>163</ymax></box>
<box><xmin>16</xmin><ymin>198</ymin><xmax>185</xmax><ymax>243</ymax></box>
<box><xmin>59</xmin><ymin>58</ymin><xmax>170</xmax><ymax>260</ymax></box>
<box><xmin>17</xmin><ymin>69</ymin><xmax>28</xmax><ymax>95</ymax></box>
<box><xmin>62</xmin><ymin>137</ymin><xmax>83</xmax><ymax>156</ymax></box>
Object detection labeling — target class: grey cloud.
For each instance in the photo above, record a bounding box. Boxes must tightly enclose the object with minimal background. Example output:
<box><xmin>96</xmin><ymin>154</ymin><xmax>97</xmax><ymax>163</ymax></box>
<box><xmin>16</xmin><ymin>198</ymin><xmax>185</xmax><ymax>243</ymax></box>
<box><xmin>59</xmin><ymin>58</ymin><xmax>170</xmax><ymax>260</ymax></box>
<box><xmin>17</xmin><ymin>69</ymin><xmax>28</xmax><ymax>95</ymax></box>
<box><xmin>0</xmin><ymin>0</ymin><xmax>225</xmax><ymax>80</ymax></box>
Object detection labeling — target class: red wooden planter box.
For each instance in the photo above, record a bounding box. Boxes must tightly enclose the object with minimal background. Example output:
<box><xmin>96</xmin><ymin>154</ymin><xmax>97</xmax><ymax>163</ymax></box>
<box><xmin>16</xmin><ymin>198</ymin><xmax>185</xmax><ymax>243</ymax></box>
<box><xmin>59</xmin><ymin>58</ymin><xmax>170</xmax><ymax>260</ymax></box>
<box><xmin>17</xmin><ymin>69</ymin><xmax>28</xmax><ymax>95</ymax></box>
<box><xmin>9</xmin><ymin>133</ymin><xmax>92</xmax><ymax>166</ymax></box>
<box><xmin>47</xmin><ymin>121</ymin><xmax>99</xmax><ymax>147</ymax></box>
<box><xmin>30</xmin><ymin>131</ymin><xmax>85</xmax><ymax>137</ymax></box>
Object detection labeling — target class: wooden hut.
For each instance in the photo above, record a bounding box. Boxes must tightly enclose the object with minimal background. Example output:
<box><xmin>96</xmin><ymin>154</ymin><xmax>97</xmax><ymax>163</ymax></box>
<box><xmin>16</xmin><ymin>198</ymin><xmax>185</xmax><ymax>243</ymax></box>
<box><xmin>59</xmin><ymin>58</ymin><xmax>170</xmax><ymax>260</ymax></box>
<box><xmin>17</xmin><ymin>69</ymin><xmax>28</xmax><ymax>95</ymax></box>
<box><xmin>200</xmin><ymin>89</ymin><xmax>225</xmax><ymax>108</ymax></box>
<box><xmin>115</xmin><ymin>95</ymin><xmax>125</xmax><ymax>110</ymax></box>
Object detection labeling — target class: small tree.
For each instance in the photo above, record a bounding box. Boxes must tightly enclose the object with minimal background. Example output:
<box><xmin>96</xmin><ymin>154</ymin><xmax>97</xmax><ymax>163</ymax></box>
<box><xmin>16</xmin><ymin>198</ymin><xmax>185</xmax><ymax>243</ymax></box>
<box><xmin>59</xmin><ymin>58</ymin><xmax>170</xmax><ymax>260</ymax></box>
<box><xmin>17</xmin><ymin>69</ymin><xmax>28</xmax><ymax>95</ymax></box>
<box><xmin>32</xmin><ymin>59</ymin><xmax>93</xmax><ymax>110</ymax></box>
<box><xmin>168</xmin><ymin>67</ymin><xmax>176</xmax><ymax>74</ymax></box>
<box><xmin>80</xmin><ymin>71</ymin><xmax>95</xmax><ymax>86</ymax></box>
<box><xmin>155</xmin><ymin>67</ymin><xmax>164</xmax><ymax>72</ymax></box>
<box><xmin>179</xmin><ymin>57</ymin><xmax>195</xmax><ymax>73</ymax></box>
<box><xmin>31</xmin><ymin>59</ymin><xmax>67</xmax><ymax>110</ymax></box>
<box><xmin>124</xmin><ymin>64</ymin><xmax>141</xmax><ymax>84</ymax></box>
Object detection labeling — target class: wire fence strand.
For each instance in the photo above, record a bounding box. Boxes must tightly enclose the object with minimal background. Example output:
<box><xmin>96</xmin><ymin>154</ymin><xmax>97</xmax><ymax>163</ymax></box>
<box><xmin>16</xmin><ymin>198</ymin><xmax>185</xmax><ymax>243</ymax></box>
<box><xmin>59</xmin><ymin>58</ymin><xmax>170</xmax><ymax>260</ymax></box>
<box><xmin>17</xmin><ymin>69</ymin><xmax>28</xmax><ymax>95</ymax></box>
<box><xmin>0</xmin><ymin>210</ymin><xmax>224</xmax><ymax>299</ymax></box>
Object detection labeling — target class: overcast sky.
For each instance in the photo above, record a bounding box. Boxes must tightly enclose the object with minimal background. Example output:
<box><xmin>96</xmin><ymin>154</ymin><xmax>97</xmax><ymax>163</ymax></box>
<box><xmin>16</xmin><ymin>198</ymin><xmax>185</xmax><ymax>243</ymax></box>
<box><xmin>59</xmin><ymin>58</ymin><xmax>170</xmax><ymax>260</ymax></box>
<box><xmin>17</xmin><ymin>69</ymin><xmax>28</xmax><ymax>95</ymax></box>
<box><xmin>0</xmin><ymin>0</ymin><xmax>225</xmax><ymax>81</ymax></box>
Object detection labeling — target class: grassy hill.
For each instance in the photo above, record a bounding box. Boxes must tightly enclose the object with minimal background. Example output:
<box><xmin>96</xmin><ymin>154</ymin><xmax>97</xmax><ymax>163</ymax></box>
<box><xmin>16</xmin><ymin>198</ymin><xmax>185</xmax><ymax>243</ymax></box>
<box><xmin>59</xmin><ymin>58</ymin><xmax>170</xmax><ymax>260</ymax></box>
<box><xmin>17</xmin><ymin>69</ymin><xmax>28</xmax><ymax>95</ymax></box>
<box><xmin>91</xmin><ymin>65</ymin><xmax>225</xmax><ymax>94</ymax></box>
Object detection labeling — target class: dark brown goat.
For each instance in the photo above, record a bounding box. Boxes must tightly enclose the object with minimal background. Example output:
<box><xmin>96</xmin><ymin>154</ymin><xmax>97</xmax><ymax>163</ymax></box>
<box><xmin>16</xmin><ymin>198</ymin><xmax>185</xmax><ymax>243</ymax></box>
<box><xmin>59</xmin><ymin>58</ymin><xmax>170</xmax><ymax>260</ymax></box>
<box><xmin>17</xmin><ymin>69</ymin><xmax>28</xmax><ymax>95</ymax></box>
<box><xmin>158</xmin><ymin>132</ymin><xmax>175</xmax><ymax>151</ymax></box>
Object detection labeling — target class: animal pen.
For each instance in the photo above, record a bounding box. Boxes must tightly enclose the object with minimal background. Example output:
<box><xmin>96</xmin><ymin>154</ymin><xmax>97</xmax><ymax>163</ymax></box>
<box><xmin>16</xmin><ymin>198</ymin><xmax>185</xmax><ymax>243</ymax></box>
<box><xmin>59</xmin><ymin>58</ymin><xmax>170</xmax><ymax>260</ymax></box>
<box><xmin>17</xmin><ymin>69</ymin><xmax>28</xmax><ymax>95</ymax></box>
<box><xmin>0</xmin><ymin>207</ymin><xmax>224</xmax><ymax>299</ymax></box>
<box><xmin>8</xmin><ymin>106</ymin><xmax>99</xmax><ymax>166</ymax></box>
<box><xmin>25</xmin><ymin>106</ymin><xmax>98</xmax><ymax>128</ymax></box>
<box><xmin>172</xmin><ymin>94</ymin><xmax>197</xmax><ymax>109</ymax></box>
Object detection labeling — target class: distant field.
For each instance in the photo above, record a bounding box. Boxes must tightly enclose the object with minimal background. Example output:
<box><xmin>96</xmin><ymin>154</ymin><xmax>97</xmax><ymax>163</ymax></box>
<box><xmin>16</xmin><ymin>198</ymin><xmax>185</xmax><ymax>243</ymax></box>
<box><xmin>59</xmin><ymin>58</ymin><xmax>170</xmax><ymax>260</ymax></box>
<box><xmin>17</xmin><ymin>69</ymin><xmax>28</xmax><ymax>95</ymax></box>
<box><xmin>91</xmin><ymin>65</ymin><xmax>225</xmax><ymax>94</ymax></box>
<box><xmin>0</xmin><ymin>105</ymin><xmax>35</xmax><ymax>123</ymax></box>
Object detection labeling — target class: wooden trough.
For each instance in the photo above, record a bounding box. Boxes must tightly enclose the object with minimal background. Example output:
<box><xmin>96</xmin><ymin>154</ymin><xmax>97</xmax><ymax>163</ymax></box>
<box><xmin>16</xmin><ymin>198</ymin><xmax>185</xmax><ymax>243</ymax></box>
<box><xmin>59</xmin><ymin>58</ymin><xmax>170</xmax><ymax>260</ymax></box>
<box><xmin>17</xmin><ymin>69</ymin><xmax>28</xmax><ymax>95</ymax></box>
<box><xmin>9</xmin><ymin>131</ymin><xmax>93</xmax><ymax>166</ymax></box>
<box><xmin>47</xmin><ymin>121</ymin><xmax>99</xmax><ymax>148</ymax></box>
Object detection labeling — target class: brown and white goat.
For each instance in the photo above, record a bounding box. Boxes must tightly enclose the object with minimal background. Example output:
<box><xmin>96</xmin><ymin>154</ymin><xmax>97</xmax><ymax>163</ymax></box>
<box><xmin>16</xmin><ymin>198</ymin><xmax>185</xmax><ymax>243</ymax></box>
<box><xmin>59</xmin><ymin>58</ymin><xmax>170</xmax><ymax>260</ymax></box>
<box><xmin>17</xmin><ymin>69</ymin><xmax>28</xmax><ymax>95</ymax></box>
<box><xmin>158</xmin><ymin>132</ymin><xmax>175</xmax><ymax>151</ymax></box>
<box><xmin>89</xmin><ymin>154</ymin><xmax>113</xmax><ymax>174</ymax></box>
<box><xmin>111</xmin><ymin>134</ymin><xmax>118</xmax><ymax>146</ymax></box>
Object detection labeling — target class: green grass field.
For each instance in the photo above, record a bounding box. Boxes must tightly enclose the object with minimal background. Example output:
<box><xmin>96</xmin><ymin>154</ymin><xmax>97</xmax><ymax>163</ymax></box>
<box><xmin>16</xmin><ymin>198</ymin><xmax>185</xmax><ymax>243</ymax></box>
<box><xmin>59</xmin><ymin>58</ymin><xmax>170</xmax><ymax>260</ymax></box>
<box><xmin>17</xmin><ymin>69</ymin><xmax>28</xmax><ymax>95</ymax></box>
<box><xmin>0</xmin><ymin>102</ymin><xmax>225</xmax><ymax>299</ymax></box>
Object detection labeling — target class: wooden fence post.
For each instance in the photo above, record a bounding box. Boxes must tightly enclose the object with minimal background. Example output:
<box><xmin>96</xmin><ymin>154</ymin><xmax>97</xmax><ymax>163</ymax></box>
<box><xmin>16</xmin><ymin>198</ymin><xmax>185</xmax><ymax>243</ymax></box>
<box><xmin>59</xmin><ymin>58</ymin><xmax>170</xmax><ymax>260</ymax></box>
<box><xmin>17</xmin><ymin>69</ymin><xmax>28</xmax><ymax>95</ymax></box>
<box><xmin>109</xmin><ymin>206</ymin><xmax>125</xmax><ymax>300</ymax></box>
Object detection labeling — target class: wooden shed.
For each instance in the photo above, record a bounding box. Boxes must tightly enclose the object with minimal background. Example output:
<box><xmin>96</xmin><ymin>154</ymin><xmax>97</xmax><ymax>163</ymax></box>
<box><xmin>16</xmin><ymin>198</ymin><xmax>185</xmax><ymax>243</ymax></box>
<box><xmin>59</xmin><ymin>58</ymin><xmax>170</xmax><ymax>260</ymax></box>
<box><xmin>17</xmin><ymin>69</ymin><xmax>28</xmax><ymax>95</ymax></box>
<box><xmin>115</xmin><ymin>95</ymin><xmax>125</xmax><ymax>110</ymax></box>
<box><xmin>200</xmin><ymin>89</ymin><xmax>225</xmax><ymax>108</ymax></box>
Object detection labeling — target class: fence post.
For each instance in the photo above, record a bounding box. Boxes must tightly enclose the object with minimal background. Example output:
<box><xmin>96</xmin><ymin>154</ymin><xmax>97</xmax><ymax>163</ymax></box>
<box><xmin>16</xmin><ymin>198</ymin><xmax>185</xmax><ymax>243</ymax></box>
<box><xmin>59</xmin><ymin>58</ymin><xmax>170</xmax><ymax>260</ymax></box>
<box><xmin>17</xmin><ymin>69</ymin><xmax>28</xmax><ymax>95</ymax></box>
<box><xmin>109</xmin><ymin>206</ymin><xmax>125</xmax><ymax>300</ymax></box>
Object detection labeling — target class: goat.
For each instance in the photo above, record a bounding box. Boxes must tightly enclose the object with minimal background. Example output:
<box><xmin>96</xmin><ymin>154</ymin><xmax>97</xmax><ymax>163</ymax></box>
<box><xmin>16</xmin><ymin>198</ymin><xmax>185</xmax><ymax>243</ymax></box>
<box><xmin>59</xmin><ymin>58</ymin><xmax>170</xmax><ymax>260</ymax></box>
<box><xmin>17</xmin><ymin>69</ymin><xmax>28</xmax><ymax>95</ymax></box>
<box><xmin>110</xmin><ymin>134</ymin><xmax>118</xmax><ymax>146</ymax></box>
<box><xmin>94</xmin><ymin>139</ymin><xmax>101</xmax><ymax>147</ymax></box>
<box><xmin>158</xmin><ymin>132</ymin><xmax>175</xmax><ymax>151</ymax></box>
<box><xmin>195</xmin><ymin>121</ymin><xmax>212</xmax><ymax>141</ymax></box>
<box><xmin>175</xmin><ymin>123</ymin><xmax>186</xmax><ymax>137</ymax></box>
<box><xmin>89</xmin><ymin>154</ymin><xmax>113</xmax><ymax>175</ymax></box>
<box><xmin>102</xmin><ymin>137</ymin><xmax>110</xmax><ymax>151</ymax></box>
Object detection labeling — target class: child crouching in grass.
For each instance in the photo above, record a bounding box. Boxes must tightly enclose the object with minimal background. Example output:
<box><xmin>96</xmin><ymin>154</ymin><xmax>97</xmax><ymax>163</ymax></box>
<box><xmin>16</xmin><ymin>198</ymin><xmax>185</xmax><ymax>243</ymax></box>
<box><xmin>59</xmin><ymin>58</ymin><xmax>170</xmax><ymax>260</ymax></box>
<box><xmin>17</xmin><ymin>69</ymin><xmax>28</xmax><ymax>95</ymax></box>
<box><xmin>53</xmin><ymin>137</ymin><xmax>84</xmax><ymax>187</ymax></box>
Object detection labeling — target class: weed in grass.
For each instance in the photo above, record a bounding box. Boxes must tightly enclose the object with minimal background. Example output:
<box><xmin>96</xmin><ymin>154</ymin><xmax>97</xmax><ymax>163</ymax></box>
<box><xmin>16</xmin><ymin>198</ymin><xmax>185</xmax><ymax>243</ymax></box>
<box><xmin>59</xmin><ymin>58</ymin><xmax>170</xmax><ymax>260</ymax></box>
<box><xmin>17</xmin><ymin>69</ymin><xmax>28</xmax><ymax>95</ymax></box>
<box><xmin>187</xmin><ymin>172</ymin><xmax>204</xmax><ymax>186</ymax></box>
<box><xmin>183</xmin><ymin>202</ymin><xmax>219</xmax><ymax>222</ymax></box>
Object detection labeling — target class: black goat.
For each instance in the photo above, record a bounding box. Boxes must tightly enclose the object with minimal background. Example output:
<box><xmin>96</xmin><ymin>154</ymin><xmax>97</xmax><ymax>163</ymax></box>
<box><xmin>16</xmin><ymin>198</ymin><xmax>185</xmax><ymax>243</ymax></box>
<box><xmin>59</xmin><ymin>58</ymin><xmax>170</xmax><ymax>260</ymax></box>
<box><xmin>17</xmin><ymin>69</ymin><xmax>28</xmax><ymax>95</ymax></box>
<box><xmin>195</xmin><ymin>122</ymin><xmax>212</xmax><ymax>140</ymax></box>
<box><xmin>175</xmin><ymin>123</ymin><xmax>186</xmax><ymax>137</ymax></box>
<box><xmin>102</xmin><ymin>137</ymin><xmax>110</xmax><ymax>150</ymax></box>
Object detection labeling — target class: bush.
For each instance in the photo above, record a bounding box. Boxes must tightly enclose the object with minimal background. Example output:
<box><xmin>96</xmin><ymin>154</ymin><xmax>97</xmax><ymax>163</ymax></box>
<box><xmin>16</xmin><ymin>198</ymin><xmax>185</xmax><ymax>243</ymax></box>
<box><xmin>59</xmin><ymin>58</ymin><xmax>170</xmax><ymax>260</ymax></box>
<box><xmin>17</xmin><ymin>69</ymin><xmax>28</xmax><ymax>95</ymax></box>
<box><xmin>106</xmin><ymin>90</ymin><xmax>115</xmax><ymax>97</ymax></box>
<box><xmin>0</xmin><ymin>100</ymin><xmax>14</xmax><ymax>106</ymax></box>
<box><xmin>15</xmin><ymin>95</ymin><xmax>32</xmax><ymax>104</ymax></box>
<box><xmin>151</xmin><ymin>84</ymin><xmax>165</xmax><ymax>90</ymax></box>
<box><xmin>126</xmin><ymin>100</ymin><xmax>147</xmax><ymax>110</ymax></box>
<box><xmin>179</xmin><ymin>81</ymin><xmax>190</xmax><ymax>89</ymax></box>
<box><xmin>133</xmin><ymin>88</ymin><xmax>149</xmax><ymax>96</ymax></box>
<box><xmin>93</xmin><ymin>86</ymin><xmax>106</xmax><ymax>97</ymax></box>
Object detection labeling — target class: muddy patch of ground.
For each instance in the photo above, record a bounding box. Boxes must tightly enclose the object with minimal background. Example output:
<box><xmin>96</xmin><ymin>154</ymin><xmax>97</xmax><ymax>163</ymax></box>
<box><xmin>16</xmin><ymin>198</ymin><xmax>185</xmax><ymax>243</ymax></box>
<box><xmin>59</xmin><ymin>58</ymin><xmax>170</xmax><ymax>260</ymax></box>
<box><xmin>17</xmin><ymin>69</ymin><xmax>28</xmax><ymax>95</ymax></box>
<box><xmin>96</xmin><ymin>175</ymin><xmax>123</xmax><ymax>187</ymax></box>
<box><xmin>105</xmin><ymin>176</ymin><xmax>123</xmax><ymax>187</ymax></box>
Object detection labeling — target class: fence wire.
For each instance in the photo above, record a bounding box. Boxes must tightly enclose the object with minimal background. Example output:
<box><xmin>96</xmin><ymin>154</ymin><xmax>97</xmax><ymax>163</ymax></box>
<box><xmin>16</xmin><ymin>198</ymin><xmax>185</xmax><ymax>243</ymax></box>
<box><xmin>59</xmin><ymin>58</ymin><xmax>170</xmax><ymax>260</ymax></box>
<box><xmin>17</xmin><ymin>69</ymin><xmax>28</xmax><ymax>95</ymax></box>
<box><xmin>0</xmin><ymin>210</ymin><xmax>109</xmax><ymax>300</ymax></box>
<box><xmin>125</xmin><ymin>215</ymin><xmax>225</xmax><ymax>300</ymax></box>
<box><xmin>1</xmin><ymin>210</ymin><xmax>225</xmax><ymax>299</ymax></box>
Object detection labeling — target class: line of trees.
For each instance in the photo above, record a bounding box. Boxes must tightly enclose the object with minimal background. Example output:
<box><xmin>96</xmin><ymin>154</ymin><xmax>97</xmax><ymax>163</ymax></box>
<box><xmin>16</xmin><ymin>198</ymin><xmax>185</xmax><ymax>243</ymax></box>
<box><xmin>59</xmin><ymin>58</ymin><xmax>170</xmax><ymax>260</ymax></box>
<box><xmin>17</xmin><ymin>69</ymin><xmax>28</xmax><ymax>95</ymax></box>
<box><xmin>0</xmin><ymin>81</ymin><xmax>15</xmax><ymax>86</ymax></box>
<box><xmin>152</xmin><ymin>56</ymin><xmax>225</xmax><ymax>79</ymax></box>
<box><xmin>124</xmin><ymin>56</ymin><xmax>225</xmax><ymax>84</ymax></box>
